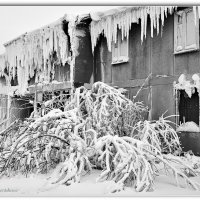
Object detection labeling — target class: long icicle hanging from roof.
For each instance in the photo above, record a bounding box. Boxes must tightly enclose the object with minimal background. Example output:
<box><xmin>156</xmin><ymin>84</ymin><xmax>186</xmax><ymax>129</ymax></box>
<box><xmin>90</xmin><ymin>6</ymin><xmax>177</xmax><ymax>52</ymax></box>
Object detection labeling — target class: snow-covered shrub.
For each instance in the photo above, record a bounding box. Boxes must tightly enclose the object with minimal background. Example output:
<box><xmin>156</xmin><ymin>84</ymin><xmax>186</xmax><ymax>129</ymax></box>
<box><xmin>95</xmin><ymin>134</ymin><xmax>200</xmax><ymax>192</ymax></box>
<box><xmin>65</xmin><ymin>82</ymin><xmax>147</xmax><ymax>138</ymax></box>
<box><xmin>95</xmin><ymin>135</ymin><xmax>154</xmax><ymax>192</ymax></box>
<box><xmin>134</xmin><ymin>116</ymin><xmax>181</xmax><ymax>154</ymax></box>
<box><xmin>0</xmin><ymin>82</ymin><xmax>200</xmax><ymax>192</ymax></box>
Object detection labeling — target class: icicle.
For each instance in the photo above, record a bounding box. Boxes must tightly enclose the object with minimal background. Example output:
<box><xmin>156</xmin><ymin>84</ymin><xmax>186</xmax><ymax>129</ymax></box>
<box><xmin>140</xmin><ymin>8</ymin><xmax>144</xmax><ymax>42</ymax></box>
<box><xmin>161</xmin><ymin>6</ymin><xmax>165</xmax><ymax>26</ymax></box>
<box><xmin>144</xmin><ymin>7</ymin><xmax>148</xmax><ymax>39</ymax></box>
<box><xmin>65</xmin><ymin>14</ymin><xmax>76</xmax><ymax>89</ymax></box>
<box><xmin>156</xmin><ymin>6</ymin><xmax>160</xmax><ymax>35</ymax></box>
<box><xmin>149</xmin><ymin>7</ymin><xmax>154</xmax><ymax>38</ymax></box>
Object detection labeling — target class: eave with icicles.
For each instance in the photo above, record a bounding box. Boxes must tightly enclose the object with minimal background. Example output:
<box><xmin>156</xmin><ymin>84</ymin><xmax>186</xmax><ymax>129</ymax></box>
<box><xmin>1</xmin><ymin>14</ymin><xmax>77</xmax><ymax>96</ymax></box>
<box><xmin>90</xmin><ymin>6</ymin><xmax>193</xmax><ymax>52</ymax></box>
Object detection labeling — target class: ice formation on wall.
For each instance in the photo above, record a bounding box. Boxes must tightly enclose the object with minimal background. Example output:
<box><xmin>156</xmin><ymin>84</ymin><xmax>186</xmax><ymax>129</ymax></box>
<box><xmin>0</xmin><ymin>54</ymin><xmax>13</xmax><ymax>95</ymax></box>
<box><xmin>3</xmin><ymin>16</ymin><xmax>70</xmax><ymax>95</ymax></box>
<box><xmin>66</xmin><ymin>15</ymin><xmax>77</xmax><ymax>86</ymax></box>
<box><xmin>174</xmin><ymin>73</ymin><xmax>200</xmax><ymax>98</ymax></box>
<box><xmin>1</xmin><ymin>13</ymin><xmax>87</xmax><ymax>96</ymax></box>
<box><xmin>0</xmin><ymin>54</ymin><xmax>6</xmax><ymax>77</ymax></box>
<box><xmin>90</xmin><ymin>6</ymin><xmax>177</xmax><ymax>52</ymax></box>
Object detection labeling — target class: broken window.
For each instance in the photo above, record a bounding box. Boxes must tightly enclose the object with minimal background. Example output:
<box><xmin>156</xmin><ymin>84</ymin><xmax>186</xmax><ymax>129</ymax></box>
<box><xmin>174</xmin><ymin>8</ymin><xmax>199</xmax><ymax>54</ymax></box>
<box><xmin>178</xmin><ymin>88</ymin><xmax>199</xmax><ymax>125</ymax></box>
<box><xmin>33</xmin><ymin>89</ymin><xmax>71</xmax><ymax>117</ymax></box>
<box><xmin>112</xmin><ymin>29</ymin><xmax>129</xmax><ymax>64</ymax></box>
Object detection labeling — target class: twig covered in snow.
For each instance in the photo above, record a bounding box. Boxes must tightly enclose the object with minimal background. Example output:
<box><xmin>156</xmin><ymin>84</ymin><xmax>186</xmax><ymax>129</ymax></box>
<box><xmin>95</xmin><ymin>135</ymin><xmax>155</xmax><ymax>192</ymax></box>
<box><xmin>134</xmin><ymin>115</ymin><xmax>181</xmax><ymax>154</ymax></box>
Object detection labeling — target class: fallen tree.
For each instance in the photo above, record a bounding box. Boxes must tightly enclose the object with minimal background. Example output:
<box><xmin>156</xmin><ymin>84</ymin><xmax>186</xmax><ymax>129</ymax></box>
<box><xmin>0</xmin><ymin>82</ymin><xmax>200</xmax><ymax>192</ymax></box>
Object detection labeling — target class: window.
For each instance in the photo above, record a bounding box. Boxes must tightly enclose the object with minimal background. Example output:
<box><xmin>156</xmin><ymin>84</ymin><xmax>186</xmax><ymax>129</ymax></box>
<box><xmin>112</xmin><ymin>30</ymin><xmax>129</xmax><ymax>64</ymax></box>
<box><xmin>174</xmin><ymin>8</ymin><xmax>199</xmax><ymax>54</ymax></box>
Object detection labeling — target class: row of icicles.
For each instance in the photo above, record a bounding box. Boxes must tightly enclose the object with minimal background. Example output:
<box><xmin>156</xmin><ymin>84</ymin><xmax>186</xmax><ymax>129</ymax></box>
<box><xmin>0</xmin><ymin>19</ymin><xmax>70</xmax><ymax>95</ymax></box>
<box><xmin>90</xmin><ymin>6</ymin><xmax>200</xmax><ymax>52</ymax></box>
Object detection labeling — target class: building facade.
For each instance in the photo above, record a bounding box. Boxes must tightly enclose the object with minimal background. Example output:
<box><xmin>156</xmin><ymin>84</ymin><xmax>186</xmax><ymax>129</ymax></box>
<box><xmin>1</xmin><ymin>6</ymin><xmax>200</xmax><ymax>154</ymax></box>
<box><xmin>87</xmin><ymin>6</ymin><xmax>200</xmax><ymax>154</ymax></box>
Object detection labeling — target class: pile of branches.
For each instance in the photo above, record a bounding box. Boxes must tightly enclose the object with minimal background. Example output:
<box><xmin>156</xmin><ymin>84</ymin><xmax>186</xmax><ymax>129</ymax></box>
<box><xmin>0</xmin><ymin>82</ymin><xmax>200</xmax><ymax>192</ymax></box>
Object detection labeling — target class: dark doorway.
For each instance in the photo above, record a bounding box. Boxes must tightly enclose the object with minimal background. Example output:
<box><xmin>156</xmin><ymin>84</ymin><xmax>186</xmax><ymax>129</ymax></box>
<box><xmin>94</xmin><ymin>38</ymin><xmax>103</xmax><ymax>82</ymax></box>
<box><xmin>93</xmin><ymin>34</ymin><xmax>111</xmax><ymax>83</ymax></box>
<box><xmin>179</xmin><ymin>88</ymin><xmax>199</xmax><ymax>125</ymax></box>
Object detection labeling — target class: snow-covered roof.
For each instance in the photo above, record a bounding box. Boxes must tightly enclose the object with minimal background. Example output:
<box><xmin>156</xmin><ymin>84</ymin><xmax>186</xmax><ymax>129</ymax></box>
<box><xmin>4</xmin><ymin>14</ymin><xmax>69</xmax><ymax>47</ymax></box>
<box><xmin>3</xmin><ymin>13</ymin><xmax>91</xmax><ymax>48</ymax></box>
<box><xmin>0</xmin><ymin>12</ymin><xmax>93</xmax><ymax>96</ymax></box>
<box><xmin>90</xmin><ymin>6</ymin><xmax>200</xmax><ymax>52</ymax></box>
<box><xmin>1</xmin><ymin>14</ymin><xmax>77</xmax><ymax>96</ymax></box>
<box><xmin>90</xmin><ymin>6</ymin><xmax>134</xmax><ymax>21</ymax></box>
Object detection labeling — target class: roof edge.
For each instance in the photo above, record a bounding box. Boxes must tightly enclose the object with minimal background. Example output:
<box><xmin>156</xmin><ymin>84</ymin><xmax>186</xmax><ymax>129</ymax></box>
<box><xmin>3</xmin><ymin>14</ymin><xmax>69</xmax><ymax>47</ymax></box>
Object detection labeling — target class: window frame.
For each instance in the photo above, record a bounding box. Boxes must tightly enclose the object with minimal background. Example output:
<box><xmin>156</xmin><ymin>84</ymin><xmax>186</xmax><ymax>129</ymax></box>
<box><xmin>174</xmin><ymin>7</ymin><xmax>199</xmax><ymax>54</ymax></box>
<box><xmin>111</xmin><ymin>30</ymin><xmax>129</xmax><ymax>65</ymax></box>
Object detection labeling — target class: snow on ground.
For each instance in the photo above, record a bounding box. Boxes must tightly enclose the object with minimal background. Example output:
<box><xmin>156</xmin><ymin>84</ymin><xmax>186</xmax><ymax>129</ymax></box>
<box><xmin>1</xmin><ymin>169</ymin><xmax>200</xmax><ymax>197</ymax></box>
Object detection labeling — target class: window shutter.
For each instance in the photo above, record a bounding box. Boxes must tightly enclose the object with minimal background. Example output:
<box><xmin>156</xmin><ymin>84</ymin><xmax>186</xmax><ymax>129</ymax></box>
<box><xmin>174</xmin><ymin>8</ymin><xmax>199</xmax><ymax>54</ymax></box>
<box><xmin>120</xmin><ymin>38</ymin><xmax>128</xmax><ymax>57</ymax></box>
<box><xmin>112</xmin><ymin>41</ymin><xmax>118</xmax><ymax>63</ymax></box>
<box><xmin>185</xmin><ymin>9</ymin><xmax>199</xmax><ymax>50</ymax></box>
<box><xmin>112</xmin><ymin>29</ymin><xmax>129</xmax><ymax>64</ymax></box>
<box><xmin>174</xmin><ymin>11</ymin><xmax>185</xmax><ymax>52</ymax></box>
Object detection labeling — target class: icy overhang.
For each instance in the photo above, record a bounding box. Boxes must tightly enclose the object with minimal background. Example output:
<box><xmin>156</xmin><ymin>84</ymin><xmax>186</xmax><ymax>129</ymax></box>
<box><xmin>174</xmin><ymin>73</ymin><xmax>200</xmax><ymax>98</ymax></box>
<box><xmin>0</xmin><ymin>54</ymin><xmax>6</xmax><ymax>77</ymax></box>
<box><xmin>4</xmin><ymin>15</ymin><xmax>68</xmax><ymax>47</ymax></box>
<box><xmin>90</xmin><ymin>6</ymin><xmax>177</xmax><ymax>52</ymax></box>
<box><xmin>1</xmin><ymin>14</ymin><xmax>78</xmax><ymax>96</ymax></box>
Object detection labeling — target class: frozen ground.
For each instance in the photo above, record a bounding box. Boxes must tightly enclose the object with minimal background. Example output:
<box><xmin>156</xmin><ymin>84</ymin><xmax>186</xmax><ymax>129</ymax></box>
<box><xmin>1</xmin><ymin>169</ymin><xmax>200</xmax><ymax>197</ymax></box>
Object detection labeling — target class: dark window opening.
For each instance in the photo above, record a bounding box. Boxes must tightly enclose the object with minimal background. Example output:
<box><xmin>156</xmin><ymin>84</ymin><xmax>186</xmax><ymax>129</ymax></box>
<box><xmin>0</xmin><ymin>76</ymin><xmax>6</xmax><ymax>85</ymax></box>
<box><xmin>62</xmin><ymin>20</ymin><xmax>71</xmax><ymax>56</ymax></box>
<box><xmin>11</xmin><ymin>97</ymin><xmax>34</xmax><ymax>122</ymax></box>
<box><xmin>94</xmin><ymin>34</ymin><xmax>106</xmax><ymax>82</ymax></box>
<box><xmin>37</xmin><ymin>90</ymin><xmax>71</xmax><ymax>113</ymax></box>
<box><xmin>177</xmin><ymin>7</ymin><xmax>191</xmax><ymax>11</ymax></box>
<box><xmin>28</xmin><ymin>69</ymin><xmax>36</xmax><ymax>86</ymax></box>
<box><xmin>3</xmin><ymin>68</ymin><xmax>9</xmax><ymax>76</ymax></box>
<box><xmin>179</xmin><ymin>88</ymin><xmax>199</xmax><ymax>125</ymax></box>
<box><xmin>11</xmin><ymin>74</ymin><xmax>18</xmax><ymax>86</ymax></box>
